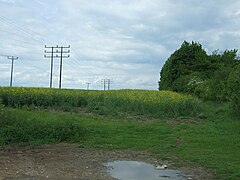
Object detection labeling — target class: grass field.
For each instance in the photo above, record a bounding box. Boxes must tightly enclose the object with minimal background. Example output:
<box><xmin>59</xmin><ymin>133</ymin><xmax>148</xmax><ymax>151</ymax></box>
<box><xmin>0</xmin><ymin>87</ymin><xmax>239</xmax><ymax>179</ymax></box>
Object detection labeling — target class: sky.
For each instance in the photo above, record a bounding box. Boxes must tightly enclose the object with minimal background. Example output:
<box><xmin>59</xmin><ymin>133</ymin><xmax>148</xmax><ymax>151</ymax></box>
<box><xmin>0</xmin><ymin>0</ymin><xmax>240</xmax><ymax>90</ymax></box>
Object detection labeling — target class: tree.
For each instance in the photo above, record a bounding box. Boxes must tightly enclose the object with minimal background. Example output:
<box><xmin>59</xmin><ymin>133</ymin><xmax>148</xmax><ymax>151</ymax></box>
<box><xmin>159</xmin><ymin>41</ymin><xmax>208</xmax><ymax>91</ymax></box>
<box><xmin>206</xmin><ymin>49</ymin><xmax>239</xmax><ymax>101</ymax></box>
<box><xmin>159</xmin><ymin>41</ymin><xmax>239</xmax><ymax>103</ymax></box>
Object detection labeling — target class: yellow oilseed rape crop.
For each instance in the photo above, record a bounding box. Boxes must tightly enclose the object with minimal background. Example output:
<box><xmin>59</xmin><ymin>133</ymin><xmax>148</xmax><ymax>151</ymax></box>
<box><xmin>0</xmin><ymin>87</ymin><xmax>200</xmax><ymax>118</ymax></box>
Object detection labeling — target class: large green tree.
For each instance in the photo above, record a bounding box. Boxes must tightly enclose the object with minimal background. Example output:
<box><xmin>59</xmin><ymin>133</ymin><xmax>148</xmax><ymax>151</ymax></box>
<box><xmin>159</xmin><ymin>41</ymin><xmax>239</xmax><ymax>103</ymax></box>
<box><xmin>159</xmin><ymin>41</ymin><xmax>208</xmax><ymax>91</ymax></box>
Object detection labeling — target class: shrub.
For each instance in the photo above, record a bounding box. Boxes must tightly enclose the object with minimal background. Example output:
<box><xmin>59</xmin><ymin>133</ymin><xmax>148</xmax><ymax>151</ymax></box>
<box><xmin>228</xmin><ymin>64</ymin><xmax>240</xmax><ymax>112</ymax></box>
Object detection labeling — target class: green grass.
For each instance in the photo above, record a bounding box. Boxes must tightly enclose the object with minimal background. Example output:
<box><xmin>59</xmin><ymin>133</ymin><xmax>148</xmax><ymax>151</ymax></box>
<box><xmin>0</xmin><ymin>102</ymin><xmax>239</xmax><ymax>179</ymax></box>
<box><xmin>80</xmin><ymin>103</ymin><xmax>240</xmax><ymax>179</ymax></box>
<box><xmin>0</xmin><ymin>88</ymin><xmax>239</xmax><ymax>179</ymax></box>
<box><xmin>0</xmin><ymin>107</ymin><xmax>86</xmax><ymax>145</ymax></box>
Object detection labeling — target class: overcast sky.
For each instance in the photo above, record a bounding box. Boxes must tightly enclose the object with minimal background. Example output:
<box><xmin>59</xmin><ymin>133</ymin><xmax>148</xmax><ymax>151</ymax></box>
<box><xmin>0</xmin><ymin>0</ymin><xmax>240</xmax><ymax>90</ymax></box>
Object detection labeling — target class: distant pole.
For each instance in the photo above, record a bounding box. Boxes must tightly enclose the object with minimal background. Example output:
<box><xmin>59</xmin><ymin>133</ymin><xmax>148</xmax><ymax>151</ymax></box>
<box><xmin>101</xmin><ymin>79</ymin><xmax>106</xmax><ymax>90</ymax></box>
<box><xmin>107</xmin><ymin>79</ymin><xmax>110</xmax><ymax>90</ymax></box>
<box><xmin>101</xmin><ymin>79</ymin><xmax>112</xmax><ymax>90</ymax></box>
<box><xmin>7</xmin><ymin>56</ymin><xmax>18</xmax><ymax>87</ymax></box>
<box><xmin>103</xmin><ymin>79</ymin><xmax>106</xmax><ymax>90</ymax></box>
<box><xmin>86</xmin><ymin>83</ymin><xmax>90</xmax><ymax>90</ymax></box>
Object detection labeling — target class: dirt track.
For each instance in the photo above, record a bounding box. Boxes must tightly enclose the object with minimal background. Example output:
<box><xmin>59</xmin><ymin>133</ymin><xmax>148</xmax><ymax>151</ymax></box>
<box><xmin>0</xmin><ymin>143</ymin><xmax>213</xmax><ymax>180</ymax></box>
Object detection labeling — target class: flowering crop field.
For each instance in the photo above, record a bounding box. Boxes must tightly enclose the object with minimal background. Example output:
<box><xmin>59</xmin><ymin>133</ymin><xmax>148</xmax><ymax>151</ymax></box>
<box><xmin>0</xmin><ymin>87</ymin><xmax>200</xmax><ymax>118</ymax></box>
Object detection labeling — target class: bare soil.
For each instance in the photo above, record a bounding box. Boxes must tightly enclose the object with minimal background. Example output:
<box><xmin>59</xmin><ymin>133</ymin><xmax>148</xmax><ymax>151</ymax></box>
<box><xmin>0</xmin><ymin>143</ymin><xmax>214</xmax><ymax>180</ymax></box>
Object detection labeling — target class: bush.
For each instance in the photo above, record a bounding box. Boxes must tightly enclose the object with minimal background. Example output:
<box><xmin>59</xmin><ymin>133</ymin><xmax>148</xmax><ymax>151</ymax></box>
<box><xmin>228</xmin><ymin>64</ymin><xmax>240</xmax><ymax>112</ymax></box>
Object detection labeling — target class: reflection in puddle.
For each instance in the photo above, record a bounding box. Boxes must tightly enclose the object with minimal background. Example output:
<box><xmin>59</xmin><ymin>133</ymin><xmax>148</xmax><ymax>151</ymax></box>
<box><xmin>105</xmin><ymin>161</ymin><xmax>189</xmax><ymax>180</ymax></box>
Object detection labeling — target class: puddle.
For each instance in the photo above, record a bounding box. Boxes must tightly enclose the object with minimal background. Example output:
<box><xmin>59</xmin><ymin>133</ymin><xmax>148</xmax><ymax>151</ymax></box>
<box><xmin>105</xmin><ymin>161</ymin><xmax>189</xmax><ymax>180</ymax></box>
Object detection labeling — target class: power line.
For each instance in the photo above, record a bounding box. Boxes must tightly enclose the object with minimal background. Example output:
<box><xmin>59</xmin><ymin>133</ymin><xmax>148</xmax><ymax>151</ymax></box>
<box><xmin>21</xmin><ymin>58</ymin><xmax>47</xmax><ymax>73</ymax></box>
<box><xmin>0</xmin><ymin>16</ymin><xmax>76</xmax><ymax>88</ymax></box>
<box><xmin>0</xmin><ymin>32</ymin><xmax>42</xmax><ymax>46</ymax></box>
<box><xmin>0</xmin><ymin>28</ymin><xmax>44</xmax><ymax>45</ymax></box>
<box><xmin>0</xmin><ymin>54</ymin><xmax>8</xmax><ymax>57</ymax></box>
<box><xmin>0</xmin><ymin>16</ymin><xmax>89</xmax><ymax>89</ymax></box>
<box><xmin>0</xmin><ymin>15</ymin><xmax>46</xmax><ymax>44</ymax></box>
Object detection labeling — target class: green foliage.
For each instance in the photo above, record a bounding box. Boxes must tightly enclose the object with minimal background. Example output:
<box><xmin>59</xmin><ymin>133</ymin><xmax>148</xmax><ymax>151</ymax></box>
<box><xmin>159</xmin><ymin>41</ymin><xmax>208</xmax><ymax>91</ymax></box>
<box><xmin>0</xmin><ymin>87</ymin><xmax>201</xmax><ymax>118</ymax></box>
<box><xmin>228</xmin><ymin>63</ymin><xmax>240</xmax><ymax>112</ymax></box>
<box><xmin>0</xmin><ymin>107</ymin><xmax>86</xmax><ymax>145</ymax></box>
<box><xmin>172</xmin><ymin>72</ymin><xmax>205</xmax><ymax>93</ymax></box>
<box><xmin>159</xmin><ymin>41</ymin><xmax>239</xmax><ymax>105</ymax></box>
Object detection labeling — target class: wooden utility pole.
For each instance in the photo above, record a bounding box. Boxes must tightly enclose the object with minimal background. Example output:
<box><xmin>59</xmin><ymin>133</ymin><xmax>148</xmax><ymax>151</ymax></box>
<box><xmin>44</xmin><ymin>45</ymin><xmax>70</xmax><ymax>88</ymax></box>
<box><xmin>59</xmin><ymin>46</ymin><xmax>70</xmax><ymax>89</ymax></box>
<box><xmin>44</xmin><ymin>45</ymin><xmax>58</xmax><ymax>88</ymax></box>
<box><xmin>7</xmin><ymin>56</ymin><xmax>18</xmax><ymax>87</ymax></box>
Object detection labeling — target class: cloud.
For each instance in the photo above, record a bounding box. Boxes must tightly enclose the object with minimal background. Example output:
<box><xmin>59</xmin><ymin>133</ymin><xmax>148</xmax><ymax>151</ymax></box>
<box><xmin>0</xmin><ymin>0</ymin><xmax>15</xmax><ymax>4</ymax></box>
<box><xmin>0</xmin><ymin>0</ymin><xmax>240</xmax><ymax>89</ymax></box>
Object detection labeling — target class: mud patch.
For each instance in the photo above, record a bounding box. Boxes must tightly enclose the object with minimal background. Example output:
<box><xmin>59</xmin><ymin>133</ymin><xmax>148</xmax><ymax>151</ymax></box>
<box><xmin>0</xmin><ymin>143</ymin><xmax>213</xmax><ymax>179</ymax></box>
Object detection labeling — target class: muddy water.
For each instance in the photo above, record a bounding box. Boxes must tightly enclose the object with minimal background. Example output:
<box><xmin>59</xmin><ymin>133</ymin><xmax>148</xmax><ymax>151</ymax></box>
<box><xmin>106</xmin><ymin>161</ymin><xmax>189</xmax><ymax>180</ymax></box>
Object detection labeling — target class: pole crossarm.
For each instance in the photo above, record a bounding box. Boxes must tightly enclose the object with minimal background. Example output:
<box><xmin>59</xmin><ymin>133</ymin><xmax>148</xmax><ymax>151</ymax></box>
<box><xmin>45</xmin><ymin>50</ymin><xmax>70</xmax><ymax>54</ymax></box>
<box><xmin>45</xmin><ymin>45</ymin><xmax>59</xmax><ymax>48</ymax></box>
<box><xmin>44</xmin><ymin>55</ymin><xmax>60</xmax><ymax>58</ymax></box>
<box><xmin>7</xmin><ymin>56</ymin><xmax>18</xmax><ymax>60</ymax></box>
